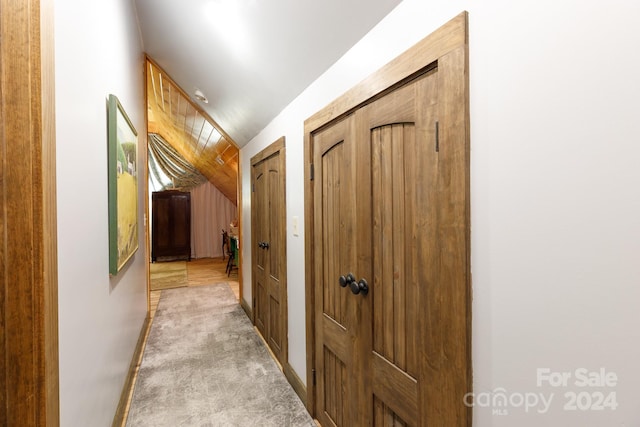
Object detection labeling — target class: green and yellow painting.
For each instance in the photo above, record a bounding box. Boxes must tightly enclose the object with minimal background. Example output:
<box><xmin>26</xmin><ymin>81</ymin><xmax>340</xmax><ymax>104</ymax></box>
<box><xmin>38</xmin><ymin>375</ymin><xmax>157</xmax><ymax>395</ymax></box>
<box><xmin>108</xmin><ymin>95</ymin><xmax>139</xmax><ymax>275</ymax></box>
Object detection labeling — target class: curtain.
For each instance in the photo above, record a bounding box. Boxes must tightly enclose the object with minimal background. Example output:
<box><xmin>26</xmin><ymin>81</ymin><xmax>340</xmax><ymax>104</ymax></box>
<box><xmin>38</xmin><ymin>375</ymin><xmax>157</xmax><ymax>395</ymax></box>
<box><xmin>147</xmin><ymin>133</ymin><xmax>236</xmax><ymax>258</ymax></box>
<box><xmin>190</xmin><ymin>181</ymin><xmax>237</xmax><ymax>259</ymax></box>
<box><xmin>148</xmin><ymin>133</ymin><xmax>207</xmax><ymax>191</ymax></box>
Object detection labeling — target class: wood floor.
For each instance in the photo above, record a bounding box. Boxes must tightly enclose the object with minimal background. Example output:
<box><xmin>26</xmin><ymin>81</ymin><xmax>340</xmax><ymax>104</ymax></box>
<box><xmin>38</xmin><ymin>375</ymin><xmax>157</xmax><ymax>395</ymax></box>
<box><xmin>150</xmin><ymin>256</ymin><xmax>239</xmax><ymax>319</ymax></box>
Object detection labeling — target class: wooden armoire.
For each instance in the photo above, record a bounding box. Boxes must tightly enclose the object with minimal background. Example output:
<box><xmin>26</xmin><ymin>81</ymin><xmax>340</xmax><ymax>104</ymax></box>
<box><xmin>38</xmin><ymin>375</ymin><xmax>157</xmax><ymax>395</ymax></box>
<box><xmin>151</xmin><ymin>190</ymin><xmax>191</xmax><ymax>262</ymax></box>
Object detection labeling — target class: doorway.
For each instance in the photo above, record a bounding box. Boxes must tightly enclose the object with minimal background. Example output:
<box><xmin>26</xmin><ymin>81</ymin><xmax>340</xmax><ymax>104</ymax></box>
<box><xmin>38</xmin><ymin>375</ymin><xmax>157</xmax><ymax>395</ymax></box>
<box><xmin>144</xmin><ymin>58</ymin><xmax>242</xmax><ymax>306</ymax></box>
<box><xmin>304</xmin><ymin>12</ymin><xmax>470</xmax><ymax>426</ymax></box>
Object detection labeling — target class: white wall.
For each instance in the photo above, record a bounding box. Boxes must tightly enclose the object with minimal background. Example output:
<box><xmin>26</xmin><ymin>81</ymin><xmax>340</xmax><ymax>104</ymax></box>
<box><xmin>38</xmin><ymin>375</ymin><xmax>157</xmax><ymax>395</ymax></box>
<box><xmin>55</xmin><ymin>0</ymin><xmax>147</xmax><ymax>425</ymax></box>
<box><xmin>240</xmin><ymin>0</ymin><xmax>640</xmax><ymax>425</ymax></box>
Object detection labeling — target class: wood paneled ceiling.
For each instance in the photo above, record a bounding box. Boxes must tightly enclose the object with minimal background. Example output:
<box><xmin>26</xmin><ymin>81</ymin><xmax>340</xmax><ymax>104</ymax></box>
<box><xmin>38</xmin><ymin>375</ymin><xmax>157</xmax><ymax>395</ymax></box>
<box><xmin>146</xmin><ymin>58</ymin><xmax>239</xmax><ymax>204</ymax></box>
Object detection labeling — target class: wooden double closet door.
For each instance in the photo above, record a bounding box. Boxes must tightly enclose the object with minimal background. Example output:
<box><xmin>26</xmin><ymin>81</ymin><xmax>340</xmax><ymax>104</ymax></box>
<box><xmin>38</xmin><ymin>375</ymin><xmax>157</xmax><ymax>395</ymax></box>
<box><xmin>251</xmin><ymin>138</ymin><xmax>287</xmax><ymax>365</ymax></box>
<box><xmin>307</xmin><ymin>14</ymin><xmax>470</xmax><ymax>427</ymax></box>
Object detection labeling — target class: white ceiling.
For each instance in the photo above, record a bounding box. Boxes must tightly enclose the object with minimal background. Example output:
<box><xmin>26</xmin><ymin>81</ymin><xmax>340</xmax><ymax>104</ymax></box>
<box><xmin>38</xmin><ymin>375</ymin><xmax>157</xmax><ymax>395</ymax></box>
<box><xmin>133</xmin><ymin>0</ymin><xmax>402</xmax><ymax>147</ymax></box>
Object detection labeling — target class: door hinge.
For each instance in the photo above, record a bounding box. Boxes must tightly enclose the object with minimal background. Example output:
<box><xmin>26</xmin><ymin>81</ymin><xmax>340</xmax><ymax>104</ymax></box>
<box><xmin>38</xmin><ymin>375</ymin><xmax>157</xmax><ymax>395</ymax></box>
<box><xmin>312</xmin><ymin>368</ymin><xmax>316</xmax><ymax>386</ymax></box>
<box><xmin>310</xmin><ymin>163</ymin><xmax>314</xmax><ymax>181</ymax></box>
<box><xmin>252</xmin><ymin>183</ymin><xmax>255</xmax><ymax>192</ymax></box>
<box><xmin>435</xmin><ymin>120</ymin><xmax>440</xmax><ymax>152</ymax></box>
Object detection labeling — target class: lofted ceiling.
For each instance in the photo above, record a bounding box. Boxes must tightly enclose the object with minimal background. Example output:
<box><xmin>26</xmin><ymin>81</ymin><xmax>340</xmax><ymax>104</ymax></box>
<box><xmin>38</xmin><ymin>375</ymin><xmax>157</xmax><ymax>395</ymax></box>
<box><xmin>134</xmin><ymin>0</ymin><xmax>403</xmax><ymax>147</ymax></box>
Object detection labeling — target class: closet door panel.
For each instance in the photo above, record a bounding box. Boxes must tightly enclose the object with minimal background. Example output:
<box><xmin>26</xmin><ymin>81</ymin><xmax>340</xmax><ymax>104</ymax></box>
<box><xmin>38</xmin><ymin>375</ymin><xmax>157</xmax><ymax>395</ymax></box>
<box><xmin>251</xmin><ymin>138</ymin><xmax>288</xmax><ymax>366</ymax></box>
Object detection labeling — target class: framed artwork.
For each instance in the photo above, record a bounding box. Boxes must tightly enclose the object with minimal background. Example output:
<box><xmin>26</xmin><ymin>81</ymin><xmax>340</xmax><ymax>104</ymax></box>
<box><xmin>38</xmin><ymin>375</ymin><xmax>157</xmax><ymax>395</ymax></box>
<box><xmin>108</xmin><ymin>94</ymin><xmax>139</xmax><ymax>275</ymax></box>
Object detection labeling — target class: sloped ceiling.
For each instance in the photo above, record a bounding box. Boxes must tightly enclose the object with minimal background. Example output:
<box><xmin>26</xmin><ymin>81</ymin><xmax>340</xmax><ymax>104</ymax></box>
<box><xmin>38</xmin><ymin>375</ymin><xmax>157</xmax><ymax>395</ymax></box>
<box><xmin>134</xmin><ymin>0</ymin><xmax>403</xmax><ymax>147</ymax></box>
<box><xmin>146</xmin><ymin>58</ymin><xmax>239</xmax><ymax>204</ymax></box>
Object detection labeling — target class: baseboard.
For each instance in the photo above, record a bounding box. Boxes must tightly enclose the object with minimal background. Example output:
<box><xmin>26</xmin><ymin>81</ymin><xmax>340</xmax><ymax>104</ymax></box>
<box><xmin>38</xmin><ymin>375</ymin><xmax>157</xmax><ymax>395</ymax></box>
<box><xmin>112</xmin><ymin>314</ymin><xmax>151</xmax><ymax>427</ymax></box>
<box><xmin>240</xmin><ymin>297</ymin><xmax>252</xmax><ymax>320</ymax></box>
<box><xmin>254</xmin><ymin>328</ymin><xmax>308</xmax><ymax>408</ymax></box>
<box><xmin>283</xmin><ymin>363</ymin><xmax>307</xmax><ymax>407</ymax></box>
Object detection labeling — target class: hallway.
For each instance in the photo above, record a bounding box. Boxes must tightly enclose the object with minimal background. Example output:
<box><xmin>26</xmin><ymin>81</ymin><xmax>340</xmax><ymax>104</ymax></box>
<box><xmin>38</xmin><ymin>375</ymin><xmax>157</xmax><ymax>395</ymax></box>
<box><xmin>122</xmin><ymin>258</ymin><xmax>313</xmax><ymax>426</ymax></box>
<box><xmin>149</xmin><ymin>257</ymin><xmax>240</xmax><ymax>319</ymax></box>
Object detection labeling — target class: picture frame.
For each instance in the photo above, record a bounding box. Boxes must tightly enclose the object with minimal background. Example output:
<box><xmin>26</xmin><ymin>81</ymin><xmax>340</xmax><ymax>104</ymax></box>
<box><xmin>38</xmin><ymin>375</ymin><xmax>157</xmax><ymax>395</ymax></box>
<box><xmin>108</xmin><ymin>94</ymin><xmax>139</xmax><ymax>275</ymax></box>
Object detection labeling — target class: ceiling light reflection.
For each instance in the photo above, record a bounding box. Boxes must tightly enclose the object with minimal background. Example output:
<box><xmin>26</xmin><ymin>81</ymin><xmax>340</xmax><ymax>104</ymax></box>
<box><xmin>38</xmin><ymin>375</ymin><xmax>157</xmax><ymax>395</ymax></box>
<box><xmin>204</xmin><ymin>1</ymin><xmax>250</xmax><ymax>60</ymax></box>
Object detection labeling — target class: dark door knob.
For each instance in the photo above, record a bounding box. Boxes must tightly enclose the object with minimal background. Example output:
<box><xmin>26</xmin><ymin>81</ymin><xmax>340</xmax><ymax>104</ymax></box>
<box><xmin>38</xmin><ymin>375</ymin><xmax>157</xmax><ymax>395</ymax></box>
<box><xmin>339</xmin><ymin>273</ymin><xmax>356</xmax><ymax>288</ymax></box>
<box><xmin>349</xmin><ymin>278</ymin><xmax>369</xmax><ymax>296</ymax></box>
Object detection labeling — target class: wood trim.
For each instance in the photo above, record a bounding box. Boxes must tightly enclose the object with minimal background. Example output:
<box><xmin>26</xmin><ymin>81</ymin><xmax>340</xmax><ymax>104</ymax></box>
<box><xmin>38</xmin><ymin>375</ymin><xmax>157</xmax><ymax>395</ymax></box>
<box><xmin>249</xmin><ymin>136</ymin><xmax>285</xmax><ymax>166</ymax></box>
<box><xmin>278</xmin><ymin>143</ymin><xmax>288</xmax><ymax>366</ymax></box>
<box><xmin>237</xmin><ymin>151</ymin><xmax>244</xmax><ymax>305</ymax></box>
<box><xmin>303</xmin><ymin>11</ymin><xmax>470</xmax><ymax>421</ymax></box>
<box><xmin>41</xmin><ymin>0</ymin><xmax>59</xmax><ymax>424</ymax></box>
<box><xmin>304</xmin><ymin>12</ymin><xmax>467</xmax><ymax>134</ymax></box>
<box><xmin>438</xmin><ymin>44</ymin><xmax>472</xmax><ymax>426</ymax></box>
<box><xmin>111</xmin><ymin>316</ymin><xmax>151</xmax><ymax>427</ymax></box>
<box><xmin>302</xmin><ymin>130</ymin><xmax>316</xmax><ymax>415</ymax></box>
<box><xmin>144</xmin><ymin>53</ymin><xmax>152</xmax><ymax>315</ymax></box>
<box><xmin>1</xmin><ymin>0</ymin><xmax>59</xmax><ymax>424</ymax></box>
<box><xmin>283</xmin><ymin>363</ymin><xmax>307</xmax><ymax>408</ymax></box>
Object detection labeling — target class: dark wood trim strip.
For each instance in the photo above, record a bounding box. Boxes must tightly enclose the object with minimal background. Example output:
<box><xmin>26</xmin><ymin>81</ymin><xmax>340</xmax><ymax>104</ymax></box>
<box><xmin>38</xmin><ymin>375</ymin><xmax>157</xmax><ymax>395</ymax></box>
<box><xmin>237</xmin><ymin>150</ymin><xmax>244</xmax><ymax>304</ymax></box>
<box><xmin>111</xmin><ymin>316</ymin><xmax>152</xmax><ymax>427</ymax></box>
<box><xmin>303</xmin><ymin>129</ymin><xmax>316</xmax><ymax>415</ymax></box>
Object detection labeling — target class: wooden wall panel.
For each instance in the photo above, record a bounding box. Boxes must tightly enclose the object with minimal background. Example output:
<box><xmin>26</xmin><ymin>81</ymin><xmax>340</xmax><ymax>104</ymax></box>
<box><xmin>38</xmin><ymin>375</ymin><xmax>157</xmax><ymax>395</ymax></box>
<box><xmin>146</xmin><ymin>58</ymin><xmax>239</xmax><ymax>204</ymax></box>
<box><xmin>0</xmin><ymin>0</ymin><xmax>59</xmax><ymax>425</ymax></box>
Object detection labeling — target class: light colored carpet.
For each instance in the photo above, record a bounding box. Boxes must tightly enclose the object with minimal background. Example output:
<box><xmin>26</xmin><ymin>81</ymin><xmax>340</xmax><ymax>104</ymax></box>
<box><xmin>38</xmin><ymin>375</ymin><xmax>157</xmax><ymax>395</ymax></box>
<box><xmin>126</xmin><ymin>283</ymin><xmax>315</xmax><ymax>427</ymax></box>
<box><xmin>149</xmin><ymin>261</ymin><xmax>188</xmax><ymax>291</ymax></box>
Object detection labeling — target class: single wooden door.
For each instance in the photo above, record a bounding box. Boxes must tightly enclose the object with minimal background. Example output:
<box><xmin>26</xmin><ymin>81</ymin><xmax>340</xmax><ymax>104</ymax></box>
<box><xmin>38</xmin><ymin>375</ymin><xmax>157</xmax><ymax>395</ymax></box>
<box><xmin>251</xmin><ymin>140</ymin><xmax>287</xmax><ymax>365</ymax></box>
<box><xmin>313</xmin><ymin>64</ymin><xmax>469</xmax><ymax>426</ymax></box>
